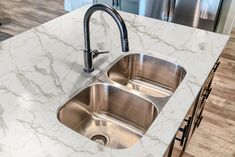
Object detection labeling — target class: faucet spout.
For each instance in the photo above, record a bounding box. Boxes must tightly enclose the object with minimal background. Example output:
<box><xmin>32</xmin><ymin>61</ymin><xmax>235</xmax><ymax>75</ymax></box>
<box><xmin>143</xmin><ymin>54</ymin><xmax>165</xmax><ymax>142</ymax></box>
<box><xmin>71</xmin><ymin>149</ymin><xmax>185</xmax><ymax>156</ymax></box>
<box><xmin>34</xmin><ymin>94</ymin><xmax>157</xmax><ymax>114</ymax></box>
<box><xmin>83</xmin><ymin>4</ymin><xmax>129</xmax><ymax>73</ymax></box>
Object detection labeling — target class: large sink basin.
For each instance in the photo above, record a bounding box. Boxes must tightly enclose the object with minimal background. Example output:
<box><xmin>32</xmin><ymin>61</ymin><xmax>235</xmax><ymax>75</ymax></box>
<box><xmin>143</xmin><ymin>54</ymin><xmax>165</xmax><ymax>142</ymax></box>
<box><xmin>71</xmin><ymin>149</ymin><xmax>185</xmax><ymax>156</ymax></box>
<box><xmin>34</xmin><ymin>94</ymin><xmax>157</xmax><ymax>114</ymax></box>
<box><xmin>58</xmin><ymin>83</ymin><xmax>158</xmax><ymax>149</ymax></box>
<box><xmin>107</xmin><ymin>54</ymin><xmax>186</xmax><ymax>97</ymax></box>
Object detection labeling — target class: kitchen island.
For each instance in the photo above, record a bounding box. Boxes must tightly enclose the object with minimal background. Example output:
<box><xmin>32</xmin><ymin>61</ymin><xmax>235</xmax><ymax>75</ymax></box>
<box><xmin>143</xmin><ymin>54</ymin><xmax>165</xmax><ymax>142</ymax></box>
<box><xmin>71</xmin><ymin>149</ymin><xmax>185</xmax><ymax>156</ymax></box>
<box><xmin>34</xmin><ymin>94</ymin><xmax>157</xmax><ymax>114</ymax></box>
<box><xmin>0</xmin><ymin>5</ymin><xmax>228</xmax><ymax>157</ymax></box>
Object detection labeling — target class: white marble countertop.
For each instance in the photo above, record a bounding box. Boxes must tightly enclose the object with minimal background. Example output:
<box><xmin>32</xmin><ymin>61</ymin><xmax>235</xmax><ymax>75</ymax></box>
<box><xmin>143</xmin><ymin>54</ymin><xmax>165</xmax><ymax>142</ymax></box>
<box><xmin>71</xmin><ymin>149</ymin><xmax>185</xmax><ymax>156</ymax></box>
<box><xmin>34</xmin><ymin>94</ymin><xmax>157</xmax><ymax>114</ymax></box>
<box><xmin>0</xmin><ymin>6</ymin><xmax>228</xmax><ymax>157</ymax></box>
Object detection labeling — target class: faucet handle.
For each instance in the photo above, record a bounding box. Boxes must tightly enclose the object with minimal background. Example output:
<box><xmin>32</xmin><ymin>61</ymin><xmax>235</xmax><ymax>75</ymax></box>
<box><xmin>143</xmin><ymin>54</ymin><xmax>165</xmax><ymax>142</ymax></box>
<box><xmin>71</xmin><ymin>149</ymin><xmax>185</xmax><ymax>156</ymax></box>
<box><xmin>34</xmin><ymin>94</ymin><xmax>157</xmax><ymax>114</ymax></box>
<box><xmin>92</xmin><ymin>49</ymin><xmax>109</xmax><ymax>58</ymax></box>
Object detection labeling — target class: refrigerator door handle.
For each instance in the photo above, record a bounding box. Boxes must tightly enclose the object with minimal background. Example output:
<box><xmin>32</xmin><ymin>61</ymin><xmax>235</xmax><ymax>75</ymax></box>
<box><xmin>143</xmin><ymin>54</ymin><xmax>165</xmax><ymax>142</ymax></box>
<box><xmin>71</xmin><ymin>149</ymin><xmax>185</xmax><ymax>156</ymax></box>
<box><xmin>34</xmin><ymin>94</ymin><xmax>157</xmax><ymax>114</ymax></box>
<box><xmin>162</xmin><ymin>0</ymin><xmax>171</xmax><ymax>21</ymax></box>
<box><xmin>168</xmin><ymin>0</ymin><xmax>176</xmax><ymax>22</ymax></box>
<box><xmin>112</xmin><ymin>0</ymin><xmax>116</xmax><ymax>7</ymax></box>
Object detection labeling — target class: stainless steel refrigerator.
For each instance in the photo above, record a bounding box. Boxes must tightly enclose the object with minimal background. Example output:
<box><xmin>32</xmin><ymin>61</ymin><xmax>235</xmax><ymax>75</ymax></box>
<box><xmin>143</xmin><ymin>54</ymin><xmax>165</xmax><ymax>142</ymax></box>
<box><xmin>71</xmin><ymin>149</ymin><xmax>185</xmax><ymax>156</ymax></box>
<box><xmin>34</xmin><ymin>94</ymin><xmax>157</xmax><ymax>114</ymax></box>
<box><xmin>138</xmin><ymin>0</ymin><xmax>223</xmax><ymax>32</ymax></box>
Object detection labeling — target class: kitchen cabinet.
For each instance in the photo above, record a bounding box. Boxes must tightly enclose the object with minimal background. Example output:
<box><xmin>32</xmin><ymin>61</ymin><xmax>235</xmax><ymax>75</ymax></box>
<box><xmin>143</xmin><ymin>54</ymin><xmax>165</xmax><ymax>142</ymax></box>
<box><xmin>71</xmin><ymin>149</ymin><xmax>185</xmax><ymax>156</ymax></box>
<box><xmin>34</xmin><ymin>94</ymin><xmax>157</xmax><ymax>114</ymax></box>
<box><xmin>192</xmin><ymin>60</ymin><xmax>220</xmax><ymax>131</ymax></box>
<box><xmin>93</xmin><ymin>0</ymin><xmax>139</xmax><ymax>14</ymax></box>
<box><xmin>64</xmin><ymin>0</ymin><xmax>92</xmax><ymax>11</ymax></box>
<box><xmin>93</xmin><ymin>0</ymin><xmax>114</xmax><ymax>7</ymax></box>
<box><xmin>120</xmin><ymin>0</ymin><xmax>139</xmax><ymax>14</ymax></box>
<box><xmin>165</xmin><ymin>98</ymin><xmax>198</xmax><ymax>157</ymax></box>
<box><xmin>165</xmin><ymin>60</ymin><xmax>220</xmax><ymax>157</ymax></box>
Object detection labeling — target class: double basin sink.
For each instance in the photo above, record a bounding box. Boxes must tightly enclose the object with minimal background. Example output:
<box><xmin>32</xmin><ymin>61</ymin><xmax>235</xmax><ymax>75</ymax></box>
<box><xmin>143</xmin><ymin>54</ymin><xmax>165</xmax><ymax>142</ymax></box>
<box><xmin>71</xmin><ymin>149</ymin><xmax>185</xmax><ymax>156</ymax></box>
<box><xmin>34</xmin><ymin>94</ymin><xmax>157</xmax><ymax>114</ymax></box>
<box><xmin>57</xmin><ymin>53</ymin><xmax>186</xmax><ymax>149</ymax></box>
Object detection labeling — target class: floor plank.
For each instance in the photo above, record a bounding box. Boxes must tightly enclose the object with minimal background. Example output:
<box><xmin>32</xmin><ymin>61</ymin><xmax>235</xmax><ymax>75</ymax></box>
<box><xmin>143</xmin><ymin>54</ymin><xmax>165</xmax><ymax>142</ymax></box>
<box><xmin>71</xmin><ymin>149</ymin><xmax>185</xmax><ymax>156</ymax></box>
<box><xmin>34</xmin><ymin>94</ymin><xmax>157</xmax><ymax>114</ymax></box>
<box><xmin>0</xmin><ymin>0</ymin><xmax>65</xmax><ymax>36</ymax></box>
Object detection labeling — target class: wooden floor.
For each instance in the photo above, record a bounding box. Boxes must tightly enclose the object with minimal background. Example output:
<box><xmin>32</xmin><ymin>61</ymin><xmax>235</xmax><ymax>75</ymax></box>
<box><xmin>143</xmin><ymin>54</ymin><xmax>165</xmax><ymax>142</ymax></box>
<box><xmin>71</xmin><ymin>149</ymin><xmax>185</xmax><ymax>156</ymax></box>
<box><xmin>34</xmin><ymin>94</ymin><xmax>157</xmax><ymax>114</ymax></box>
<box><xmin>0</xmin><ymin>0</ymin><xmax>65</xmax><ymax>36</ymax></box>
<box><xmin>0</xmin><ymin>1</ymin><xmax>235</xmax><ymax>157</ymax></box>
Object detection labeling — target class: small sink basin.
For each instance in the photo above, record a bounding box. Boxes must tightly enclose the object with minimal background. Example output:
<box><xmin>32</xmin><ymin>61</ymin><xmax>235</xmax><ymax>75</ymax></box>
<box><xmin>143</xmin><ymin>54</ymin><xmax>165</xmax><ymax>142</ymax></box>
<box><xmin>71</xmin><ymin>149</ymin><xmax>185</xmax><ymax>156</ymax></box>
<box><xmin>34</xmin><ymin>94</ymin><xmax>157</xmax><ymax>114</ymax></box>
<box><xmin>107</xmin><ymin>54</ymin><xmax>186</xmax><ymax>97</ymax></box>
<box><xmin>58</xmin><ymin>83</ymin><xmax>157</xmax><ymax>149</ymax></box>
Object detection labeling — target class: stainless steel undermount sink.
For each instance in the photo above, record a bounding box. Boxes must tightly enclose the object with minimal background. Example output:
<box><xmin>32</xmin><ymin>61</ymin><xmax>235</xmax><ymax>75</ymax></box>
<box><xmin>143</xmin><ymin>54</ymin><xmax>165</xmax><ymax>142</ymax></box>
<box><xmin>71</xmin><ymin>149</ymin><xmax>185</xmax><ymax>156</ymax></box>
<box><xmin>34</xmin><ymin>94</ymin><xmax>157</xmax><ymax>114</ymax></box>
<box><xmin>107</xmin><ymin>54</ymin><xmax>186</xmax><ymax>98</ymax></box>
<box><xmin>58</xmin><ymin>83</ymin><xmax>157</xmax><ymax>149</ymax></box>
<box><xmin>59</xmin><ymin>4</ymin><xmax>187</xmax><ymax>150</ymax></box>
<box><xmin>57</xmin><ymin>2</ymin><xmax>187</xmax><ymax>149</ymax></box>
<box><xmin>57</xmin><ymin>53</ymin><xmax>186</xmax><ymax>149</ymax></box>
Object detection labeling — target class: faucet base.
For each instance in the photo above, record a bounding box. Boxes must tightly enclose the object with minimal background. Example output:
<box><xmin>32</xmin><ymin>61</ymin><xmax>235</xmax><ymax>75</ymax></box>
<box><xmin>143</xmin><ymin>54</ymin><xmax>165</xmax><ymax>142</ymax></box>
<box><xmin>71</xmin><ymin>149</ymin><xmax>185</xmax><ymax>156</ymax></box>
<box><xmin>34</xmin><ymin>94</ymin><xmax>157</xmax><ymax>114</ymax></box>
<box><xmin>84</xmin><ymin>67</ymin><xmax>94</xmax><ymax>73</ymax></box>
<box><xmin>83</xmin><ymin>50</ymin><xmax>94</xmax><ymax>73</ymax></box>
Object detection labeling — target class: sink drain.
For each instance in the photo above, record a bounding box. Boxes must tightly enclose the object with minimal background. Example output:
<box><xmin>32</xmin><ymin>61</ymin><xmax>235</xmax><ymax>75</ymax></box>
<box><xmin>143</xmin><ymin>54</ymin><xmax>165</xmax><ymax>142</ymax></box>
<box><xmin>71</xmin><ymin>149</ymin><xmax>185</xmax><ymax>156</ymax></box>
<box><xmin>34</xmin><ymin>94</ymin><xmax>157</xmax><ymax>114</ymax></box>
<box><xmin>91</xmin><ymin>134</ymin><xmax>108</xmax><ymax>146</ymax></box>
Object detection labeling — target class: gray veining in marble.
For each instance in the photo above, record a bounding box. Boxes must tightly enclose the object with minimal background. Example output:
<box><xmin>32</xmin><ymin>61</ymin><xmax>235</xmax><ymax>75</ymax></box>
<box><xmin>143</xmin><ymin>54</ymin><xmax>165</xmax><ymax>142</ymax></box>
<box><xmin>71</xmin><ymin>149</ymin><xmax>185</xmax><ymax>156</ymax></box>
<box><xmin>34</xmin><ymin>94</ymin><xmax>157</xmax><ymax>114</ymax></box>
<box><xmin>0</xmin><ymin>5</ymin><xmax>228</xmax><ymax>157</ymax></box>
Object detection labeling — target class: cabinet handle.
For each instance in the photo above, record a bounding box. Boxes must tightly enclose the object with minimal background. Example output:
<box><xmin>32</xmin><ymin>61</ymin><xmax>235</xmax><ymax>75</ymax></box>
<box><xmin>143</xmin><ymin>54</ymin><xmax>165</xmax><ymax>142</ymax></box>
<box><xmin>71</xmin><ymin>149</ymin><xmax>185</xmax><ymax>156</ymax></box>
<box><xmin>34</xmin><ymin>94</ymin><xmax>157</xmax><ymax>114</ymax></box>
<box><xmin>112</xmin><ymin>0</ymin><xmax>119</xmax><ymax>7</ymax></box>
<box><xmin>175</xmin><ymin>117</ymin><xmax>191</xmax><ymax>146</ymax></box>
<box><xmin>175</xmin><ymin>125</ymin><xmax>187</xmax><ymax>146</ymax></box>
<box><xmin>196</xmin><ymin>115</ymin><xmax>203</xmax><ymax>128</ymax></box>
<box><xmin>203</xmin><ymin>88</ymin><xmax>212</xmax><ymax>99</ymax></box>
<box><xmin>213</xmin><ymin>61</ymin><xmax>220</xmax><ymax>72</ymax></box>
<box><xmin>116</xmin><ymin>0</ymin><xmax>120</xmax><ymax>7</ymax></box>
